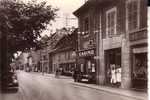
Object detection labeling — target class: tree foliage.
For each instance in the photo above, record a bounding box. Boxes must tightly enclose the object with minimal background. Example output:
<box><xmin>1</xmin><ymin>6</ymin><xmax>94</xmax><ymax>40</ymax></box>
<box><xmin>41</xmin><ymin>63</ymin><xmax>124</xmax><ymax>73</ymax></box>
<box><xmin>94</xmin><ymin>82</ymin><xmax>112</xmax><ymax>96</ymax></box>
<box><xmin>0</xmin><ymin>0</ymin><xmax>58</xmax><ymax>58</ymax></box>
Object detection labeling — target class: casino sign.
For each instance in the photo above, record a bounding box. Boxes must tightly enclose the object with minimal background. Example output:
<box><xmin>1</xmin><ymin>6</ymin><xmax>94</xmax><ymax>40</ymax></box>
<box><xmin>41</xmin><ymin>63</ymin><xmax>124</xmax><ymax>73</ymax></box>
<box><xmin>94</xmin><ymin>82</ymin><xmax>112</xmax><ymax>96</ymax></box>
<box><xmin>78</xmin><ymin>49</ymin><xmax>95</xmax><ymax>57</ymax></box>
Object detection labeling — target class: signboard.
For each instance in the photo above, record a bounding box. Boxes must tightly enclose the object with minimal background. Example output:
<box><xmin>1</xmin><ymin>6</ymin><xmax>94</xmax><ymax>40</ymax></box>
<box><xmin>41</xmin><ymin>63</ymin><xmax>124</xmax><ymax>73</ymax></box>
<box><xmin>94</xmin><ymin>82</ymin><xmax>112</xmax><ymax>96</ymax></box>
<box><xmin>78</xmin><ymin>49</ymin><xmax>95</xmax><ymax>57</ymax></box>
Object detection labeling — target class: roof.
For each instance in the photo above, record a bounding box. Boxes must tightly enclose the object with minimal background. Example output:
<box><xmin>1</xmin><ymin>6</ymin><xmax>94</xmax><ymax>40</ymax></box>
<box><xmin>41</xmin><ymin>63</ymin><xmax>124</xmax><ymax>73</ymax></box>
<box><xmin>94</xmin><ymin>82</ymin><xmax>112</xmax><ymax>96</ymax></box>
<box><xmin>50</xmin><ymin>28</ymin><xmax>78</xmax><ymax>54</ymax></box>
<box><xmin>73</xmin><ymin>0</ymin><xmax>113</xmax><ymax>17</ymax></box>
<box><xmin>73</xmin><ymin>0</ymin><xmax>96</xmax><ymax>17</ymax></box>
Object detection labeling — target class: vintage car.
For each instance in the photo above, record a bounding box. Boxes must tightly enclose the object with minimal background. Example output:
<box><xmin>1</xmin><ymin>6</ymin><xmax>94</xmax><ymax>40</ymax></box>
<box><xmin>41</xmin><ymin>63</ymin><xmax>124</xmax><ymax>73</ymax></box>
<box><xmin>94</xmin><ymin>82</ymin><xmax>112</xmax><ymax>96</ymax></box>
<box><xmin>1</xmin><ymin>71</ymin><xmax>19</xmax><ymax>92</ymax></box>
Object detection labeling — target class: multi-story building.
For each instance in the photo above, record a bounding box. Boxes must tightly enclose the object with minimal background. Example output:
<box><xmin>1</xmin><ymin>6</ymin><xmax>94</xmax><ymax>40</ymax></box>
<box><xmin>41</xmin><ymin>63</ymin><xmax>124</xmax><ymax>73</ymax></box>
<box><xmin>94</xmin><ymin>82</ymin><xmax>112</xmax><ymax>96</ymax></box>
<box><xmin>48</xmin><ymin>28</ymin><xmax>77</xmax><ymax>74</ymax></box>
<box><xmin>47</xmin><ymin>28</ymin><xmax>68</xmax><ymax>73</ymax></box>
<box><xmin>50</xmin><ymin>29</ymin><xmax>78</xmax><ymax>76</ymax></box>
<box><xmin>74</xmin><ymin>0</ymin><xmax>147</xmax><ymax>90</ymax></box>
<box><xmin>38</xmin><ymin>35</ymin><xmax>50</xmax><ymax>73</ymax></box>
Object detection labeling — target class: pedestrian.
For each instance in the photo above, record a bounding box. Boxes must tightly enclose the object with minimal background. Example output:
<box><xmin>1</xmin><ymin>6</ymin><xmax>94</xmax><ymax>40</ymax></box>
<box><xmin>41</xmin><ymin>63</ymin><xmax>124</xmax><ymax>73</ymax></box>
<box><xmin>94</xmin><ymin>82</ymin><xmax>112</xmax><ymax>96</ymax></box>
<box><xmin>73</xmin><ymin>68</ymin><xmax>77</xmax><ymax>82</ymax></box>
<box><xmin>73</xmin><ymin>68</ymin><xmax>80</xmax><ymax>82</ymax></box>
<box><xmin>110</xmin><ymin>64</ymin><xmax>116</xmax><ymax>86</ymax></box>
<box><xmin>55</xmin><ymin>68</ymin><xmax>59</xmax><ymax>78</ymax></box>
<box><xmin>116</xmin><ymin>65</ymin><xmax>121</xmax><ymax>87</ymax></box>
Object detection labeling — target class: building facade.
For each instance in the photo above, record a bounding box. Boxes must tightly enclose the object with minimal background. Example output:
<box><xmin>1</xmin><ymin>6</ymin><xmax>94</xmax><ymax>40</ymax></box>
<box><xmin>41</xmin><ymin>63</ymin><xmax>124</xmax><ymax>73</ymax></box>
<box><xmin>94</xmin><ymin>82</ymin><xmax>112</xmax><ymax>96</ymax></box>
<box><xmin>47</xmin><ymin>28</ymin><xmax>68</xmax><ymax>73</ymax></box>
<box><xmin>51</xmin><ymin>29</ymin><xmax>77</xmax><ymax>75</ymax></box>
<box><xmin>17</xmin><ymin>52</ymin><xmax>29</xmax><ymax>70</ymax></box>
<box><xmin>49</xmin><ymin>28</ymin><xmax>77</xmax><ymax>74</ymax></box>
<box><xmin>74</xmin><ymin>0</ymin><xmax>147</xmax><ymax>90</ymax></box>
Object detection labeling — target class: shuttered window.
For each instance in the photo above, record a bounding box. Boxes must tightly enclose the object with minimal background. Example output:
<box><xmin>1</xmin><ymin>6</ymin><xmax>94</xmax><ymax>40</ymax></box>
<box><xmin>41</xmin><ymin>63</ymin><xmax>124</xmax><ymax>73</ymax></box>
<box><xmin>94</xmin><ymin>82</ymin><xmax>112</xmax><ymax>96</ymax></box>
<box><xmin>127</xmin><ymin>0</ymin><xmax>139</xmax><ymax>31</ymax></box>
<box><xmin>106</xmin><ymin>7</ymin><xmax>117</xmax><ymax>37</ymax></box>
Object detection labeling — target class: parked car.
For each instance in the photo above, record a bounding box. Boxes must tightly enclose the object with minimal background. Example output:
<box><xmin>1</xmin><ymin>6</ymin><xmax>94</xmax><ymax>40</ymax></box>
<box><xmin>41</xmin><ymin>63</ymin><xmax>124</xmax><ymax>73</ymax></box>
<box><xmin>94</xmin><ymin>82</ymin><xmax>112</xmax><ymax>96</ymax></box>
<box><xmin>1</xmin><ymin>71</ymin><xmax>19</xmax><ymax>92</ymax></box>
<box><xmin>80</xmin><ymin>72</ymin><xmax>96</xmax><ymax>83</ymax></box>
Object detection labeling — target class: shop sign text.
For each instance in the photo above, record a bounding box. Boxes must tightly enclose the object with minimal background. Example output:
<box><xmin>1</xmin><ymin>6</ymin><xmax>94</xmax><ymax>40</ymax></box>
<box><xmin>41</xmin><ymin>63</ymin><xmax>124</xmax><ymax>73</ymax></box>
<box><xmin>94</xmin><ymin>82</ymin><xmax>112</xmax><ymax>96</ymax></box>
<box><xmin>78</xmin><ymin>49</ymin><xmax>95</xmax><ymax>57</ymax></box>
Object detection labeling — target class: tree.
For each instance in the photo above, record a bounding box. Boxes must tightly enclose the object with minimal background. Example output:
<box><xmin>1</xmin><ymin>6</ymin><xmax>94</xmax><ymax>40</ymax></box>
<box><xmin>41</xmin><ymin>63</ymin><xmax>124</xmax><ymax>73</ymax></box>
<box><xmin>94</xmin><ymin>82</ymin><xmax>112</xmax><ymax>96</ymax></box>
<box><xmin>0</xmin><ymin>0</ymin><xmax>58</xmax><ymax>70</ymax></box>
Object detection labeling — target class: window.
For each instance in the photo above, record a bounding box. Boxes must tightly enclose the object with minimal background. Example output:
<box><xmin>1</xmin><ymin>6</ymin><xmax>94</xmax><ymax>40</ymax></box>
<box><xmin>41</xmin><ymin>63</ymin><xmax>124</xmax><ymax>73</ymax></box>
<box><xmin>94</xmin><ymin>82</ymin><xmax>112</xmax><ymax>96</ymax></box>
<box><xmin>43</xmin><ymin>55</ymin><xmax>47</xmax><ymax>60</ymax></box>
<box><xmin>133</xmin><ymin>53</ymin><xmax>147</xmax><ymax>80</ymax></box>
<box><xmin>82</xmin><ymin>17</ymin><xmax>89</xmax><ymax>35</ymax></box>
<box><xmin>126</xmin><ymin>0</ymin><xmax>140</xmax><ymax>31</ymax></box>
<box><xmin>106</xmin><ymin>7</ymin><xmax>117</xmax><ymax>37</ymax></box>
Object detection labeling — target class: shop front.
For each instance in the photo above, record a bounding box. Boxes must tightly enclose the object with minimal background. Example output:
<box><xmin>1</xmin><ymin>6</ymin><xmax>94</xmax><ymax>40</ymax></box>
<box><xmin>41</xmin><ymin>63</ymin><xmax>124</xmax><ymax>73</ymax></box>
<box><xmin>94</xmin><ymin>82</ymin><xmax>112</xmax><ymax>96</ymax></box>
<box><xmin>77</xmin><ymin>49</ymin><xmax>96</xmax><ymax>83</ymax></box>
<box><xmin>105</xmin><ymin>48</ymin><xmax>121</xmax><ymax>87</ymax></box>
<box><xmin>59</xmin><ymin>62</ymin><xmax>75</xmax><ymax>76</ymax></box>
<box><xmin>131</xmin><ymin>46</ymin><xmax>147</xmax><ymax>90</ymax></box>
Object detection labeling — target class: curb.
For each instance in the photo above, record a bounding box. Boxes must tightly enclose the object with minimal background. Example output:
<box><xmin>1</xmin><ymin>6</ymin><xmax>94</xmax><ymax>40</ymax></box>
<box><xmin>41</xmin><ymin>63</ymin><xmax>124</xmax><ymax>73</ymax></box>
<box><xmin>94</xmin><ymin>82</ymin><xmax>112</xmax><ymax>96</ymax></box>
<box><xmin>70</xmin><ymin>82</ymin><xmax>147</xmax><ymax>100</ymax></box>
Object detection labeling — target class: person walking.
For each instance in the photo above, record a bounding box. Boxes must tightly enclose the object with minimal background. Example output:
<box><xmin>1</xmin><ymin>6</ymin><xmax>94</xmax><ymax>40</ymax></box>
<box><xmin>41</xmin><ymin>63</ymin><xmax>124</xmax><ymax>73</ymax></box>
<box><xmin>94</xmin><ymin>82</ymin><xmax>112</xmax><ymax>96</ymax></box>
<box><xmin>55</xmin><ymin>68</ymin><xmax>59</xmax><ymax>78</ymax></box>
<box><xmin>73</xmin><ymin>68</ymin><xmax>79</xmax><ymax>82</ymax></box>
<box><xmin>110</xmin><ymin>64</ymin><xmax>116</xmax><ymax>86</ymax></box>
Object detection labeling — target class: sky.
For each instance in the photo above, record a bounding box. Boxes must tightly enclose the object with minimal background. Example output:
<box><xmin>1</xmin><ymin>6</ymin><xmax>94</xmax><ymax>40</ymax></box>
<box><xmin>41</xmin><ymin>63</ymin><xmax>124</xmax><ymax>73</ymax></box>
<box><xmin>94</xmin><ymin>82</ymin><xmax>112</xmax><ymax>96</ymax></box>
<box><xmin>22</xmin><ymin>0</ymin><xmax>85</xmax><ymax>36</ymax></box>
<box><xmin>41</xmin><ymin>0</ymin><xmax>85</xmax><ymax>36</ymax></box>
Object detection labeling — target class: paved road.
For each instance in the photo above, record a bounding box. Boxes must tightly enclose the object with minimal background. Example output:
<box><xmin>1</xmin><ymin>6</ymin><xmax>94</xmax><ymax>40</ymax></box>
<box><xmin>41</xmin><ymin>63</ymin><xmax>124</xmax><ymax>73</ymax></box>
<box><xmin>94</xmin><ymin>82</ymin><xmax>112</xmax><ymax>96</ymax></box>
<box><xmin>1</xmin><ymin>71</ymin><xmax>140</xmax><ymax>100</ymax></box>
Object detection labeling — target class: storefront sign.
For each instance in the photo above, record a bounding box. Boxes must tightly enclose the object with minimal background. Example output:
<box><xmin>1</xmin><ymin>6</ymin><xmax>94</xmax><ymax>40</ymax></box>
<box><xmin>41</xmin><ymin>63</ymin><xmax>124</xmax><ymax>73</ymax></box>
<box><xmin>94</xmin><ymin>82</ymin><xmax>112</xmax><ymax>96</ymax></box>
<box><xmin>78</xmin><ymin>49</ymin><xmax>95</xmax><ymax>57</ymax></box>
<box><xmin>129</xmin><ymin>30</ymin><xmax>147</xmax><ymax>41</ymax></box>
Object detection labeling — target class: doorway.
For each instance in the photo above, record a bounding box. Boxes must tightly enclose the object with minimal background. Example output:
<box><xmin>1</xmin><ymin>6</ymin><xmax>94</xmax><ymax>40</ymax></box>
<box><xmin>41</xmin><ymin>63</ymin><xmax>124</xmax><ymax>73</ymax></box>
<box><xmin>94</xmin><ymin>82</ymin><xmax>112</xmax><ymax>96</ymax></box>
<box><xmin>105</xmin><ymin>48</ymin><xmax>121</xmax><ymax>87</ymax></box>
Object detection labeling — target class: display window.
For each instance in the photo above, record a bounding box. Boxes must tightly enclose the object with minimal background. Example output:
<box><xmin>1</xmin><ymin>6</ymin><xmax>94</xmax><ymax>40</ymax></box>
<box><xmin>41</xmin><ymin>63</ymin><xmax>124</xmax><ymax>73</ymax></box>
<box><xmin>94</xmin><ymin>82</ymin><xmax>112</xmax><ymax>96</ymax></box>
<box><xmin>132</xmin><ymin>53</ymin><xmax>147</xmax><ymax>89</ymax></box>
<box><xmin>133</xmin><ymin>53</ymin><xmax>147</xmax><ymax>80</ymax></box>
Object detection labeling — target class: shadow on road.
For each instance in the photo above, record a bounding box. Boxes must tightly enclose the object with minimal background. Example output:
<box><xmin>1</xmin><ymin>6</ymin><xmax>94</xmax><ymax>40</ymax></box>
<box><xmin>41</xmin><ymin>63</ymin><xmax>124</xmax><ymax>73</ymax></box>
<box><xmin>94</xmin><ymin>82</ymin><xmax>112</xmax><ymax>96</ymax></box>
<box><xmin>1</xmin><ymin>88</ymin><xmax>18</xmax><ymax>94</ymax></box>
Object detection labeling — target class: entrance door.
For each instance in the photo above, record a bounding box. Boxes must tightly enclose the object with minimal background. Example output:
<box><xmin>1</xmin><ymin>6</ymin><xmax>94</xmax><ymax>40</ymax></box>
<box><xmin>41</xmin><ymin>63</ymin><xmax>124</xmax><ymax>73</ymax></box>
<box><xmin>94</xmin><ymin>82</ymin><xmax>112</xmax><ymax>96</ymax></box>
<box><xmin>105</xmin><ymin>48</ymin><xmax>121</xmax><ymax>86</ymax></box>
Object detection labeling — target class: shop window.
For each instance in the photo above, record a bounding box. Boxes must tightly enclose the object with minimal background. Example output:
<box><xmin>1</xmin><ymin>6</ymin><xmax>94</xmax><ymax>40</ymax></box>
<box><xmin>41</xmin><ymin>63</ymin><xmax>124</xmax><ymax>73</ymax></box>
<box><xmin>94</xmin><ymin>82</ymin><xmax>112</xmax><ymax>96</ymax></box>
<box><xmin>126</xmin><ymin>0</ymin><xmax>140</xmax><ymax>31</ymax></box>
<box><xmin>91</xmin><ymin>64</ymin><xmax>95</xmax><ymax>72</ymax></box>
<box><xmin>133</xmin><ymin>53</ymin><xmax>147</xmax><ymax>80</ymax></box>
<box><xmin>43</xmin><ymin>55</ymin><xmax>47</xmax><ymax>60</ymax></box>
<box><xmin>106</xmin><ymin>7</ymin><xmax>117</xmax><ymax>37</ymax></box>
<box><xmin>80</xmin><ymin>64</ymin><xmax>84</xmax><ymax>72</ymax></box>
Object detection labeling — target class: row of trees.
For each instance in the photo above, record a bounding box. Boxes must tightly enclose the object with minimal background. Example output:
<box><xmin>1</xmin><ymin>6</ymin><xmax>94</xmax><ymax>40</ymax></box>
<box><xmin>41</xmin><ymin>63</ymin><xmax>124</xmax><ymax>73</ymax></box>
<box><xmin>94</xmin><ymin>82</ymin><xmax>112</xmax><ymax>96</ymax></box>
<box><xmin>0</xmin><ymin>0</ymin><xmax>58</xmax><ymax>72</ymax></box>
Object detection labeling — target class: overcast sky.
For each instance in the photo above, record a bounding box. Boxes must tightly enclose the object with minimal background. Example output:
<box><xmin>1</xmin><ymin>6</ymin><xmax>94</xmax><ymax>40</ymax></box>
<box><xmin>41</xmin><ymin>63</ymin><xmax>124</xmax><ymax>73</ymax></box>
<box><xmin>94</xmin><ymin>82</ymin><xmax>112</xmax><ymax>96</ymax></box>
<box><xmin>43</xmin><ymin>0</ymin><xmax>85</xmax><ymax>34</ymax></box>
<box><xmin>23</xmin><ymin>0</ymin><xmax>85</xmax><ymax>36</ymax></box>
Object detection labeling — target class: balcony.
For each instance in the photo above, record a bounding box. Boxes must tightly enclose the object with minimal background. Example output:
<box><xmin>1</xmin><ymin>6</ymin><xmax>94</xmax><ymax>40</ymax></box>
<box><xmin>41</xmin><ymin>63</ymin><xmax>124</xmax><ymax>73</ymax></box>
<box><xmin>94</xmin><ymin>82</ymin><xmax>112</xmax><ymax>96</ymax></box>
<box><xmin>129</xmin><ymin>28</ymin><xmax>147</xmax><ymax>41</ymax></box>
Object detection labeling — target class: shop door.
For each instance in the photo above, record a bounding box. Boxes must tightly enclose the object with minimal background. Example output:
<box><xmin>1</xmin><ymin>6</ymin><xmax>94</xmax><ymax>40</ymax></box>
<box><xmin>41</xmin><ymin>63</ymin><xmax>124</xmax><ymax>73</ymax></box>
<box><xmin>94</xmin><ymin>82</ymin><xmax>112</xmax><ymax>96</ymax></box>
<box><xmin>105</xmin><ymin>48</ymin><xmax>121</xmax><ymax>86</ymax></box>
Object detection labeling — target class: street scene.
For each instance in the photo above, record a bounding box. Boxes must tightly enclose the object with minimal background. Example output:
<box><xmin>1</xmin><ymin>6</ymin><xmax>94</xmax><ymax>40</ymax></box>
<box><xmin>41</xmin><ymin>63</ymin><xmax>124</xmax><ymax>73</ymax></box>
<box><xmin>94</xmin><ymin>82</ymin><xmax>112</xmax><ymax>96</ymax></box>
<box><xmin>1</xmin><ymin>71</ymin><xmax>147</xmax><ymax>100</ymax></box>
<box><xmin>0</xmin><ymin>0</ymin><xmax>148</xmax><ymax>100</ymax></box>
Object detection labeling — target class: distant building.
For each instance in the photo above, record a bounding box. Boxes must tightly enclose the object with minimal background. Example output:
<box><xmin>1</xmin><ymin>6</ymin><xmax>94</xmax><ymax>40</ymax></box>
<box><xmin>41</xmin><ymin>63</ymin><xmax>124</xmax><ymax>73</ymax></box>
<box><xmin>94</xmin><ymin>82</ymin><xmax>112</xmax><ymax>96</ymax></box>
<box><xmin>17</xmin><ymin>52</ymin><xmax>29</xmax><ymax>70</ymax></box>
<box><xmin>50</xmin><ymin>29</ymin><xmax>78</xmax><ymax>75</ymax></box>
<box><xmin>48</xmin><ymin>28</ymin><xmax>77</xmax><ymax>73</ymax></box>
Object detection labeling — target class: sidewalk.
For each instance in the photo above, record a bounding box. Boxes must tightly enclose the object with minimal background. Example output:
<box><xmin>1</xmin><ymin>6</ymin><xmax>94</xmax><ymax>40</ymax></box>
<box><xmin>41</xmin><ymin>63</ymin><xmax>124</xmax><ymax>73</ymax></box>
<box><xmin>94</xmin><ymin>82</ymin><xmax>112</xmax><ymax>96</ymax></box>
<box><xmin>31</xmin><ymin>72</ymin><xmax>148</xmax><ymax>100</ymax></box>
<box><xmin>71</xmin><ymin>82</ymin><xmax>148</xmax><ymax>100</ymax></box>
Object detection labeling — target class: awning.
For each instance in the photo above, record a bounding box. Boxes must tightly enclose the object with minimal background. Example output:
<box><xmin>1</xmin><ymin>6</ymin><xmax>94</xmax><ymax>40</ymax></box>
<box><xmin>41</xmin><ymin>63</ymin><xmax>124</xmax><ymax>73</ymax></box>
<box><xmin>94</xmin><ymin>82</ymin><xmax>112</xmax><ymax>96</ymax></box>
<box><xmin>133</xmin><ymin>47</ymin><xmax>147</xmax><ymax>53</ymax></box>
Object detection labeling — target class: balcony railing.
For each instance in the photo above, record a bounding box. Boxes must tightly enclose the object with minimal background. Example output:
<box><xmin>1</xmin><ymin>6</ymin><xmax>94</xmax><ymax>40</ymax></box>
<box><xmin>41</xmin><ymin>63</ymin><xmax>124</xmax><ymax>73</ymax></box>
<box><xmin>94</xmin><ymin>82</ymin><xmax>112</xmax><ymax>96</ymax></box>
<box><xmin>129</xmin><ymin>28</ymin><xmax>147</xmax><ymax>41</ymax></box>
